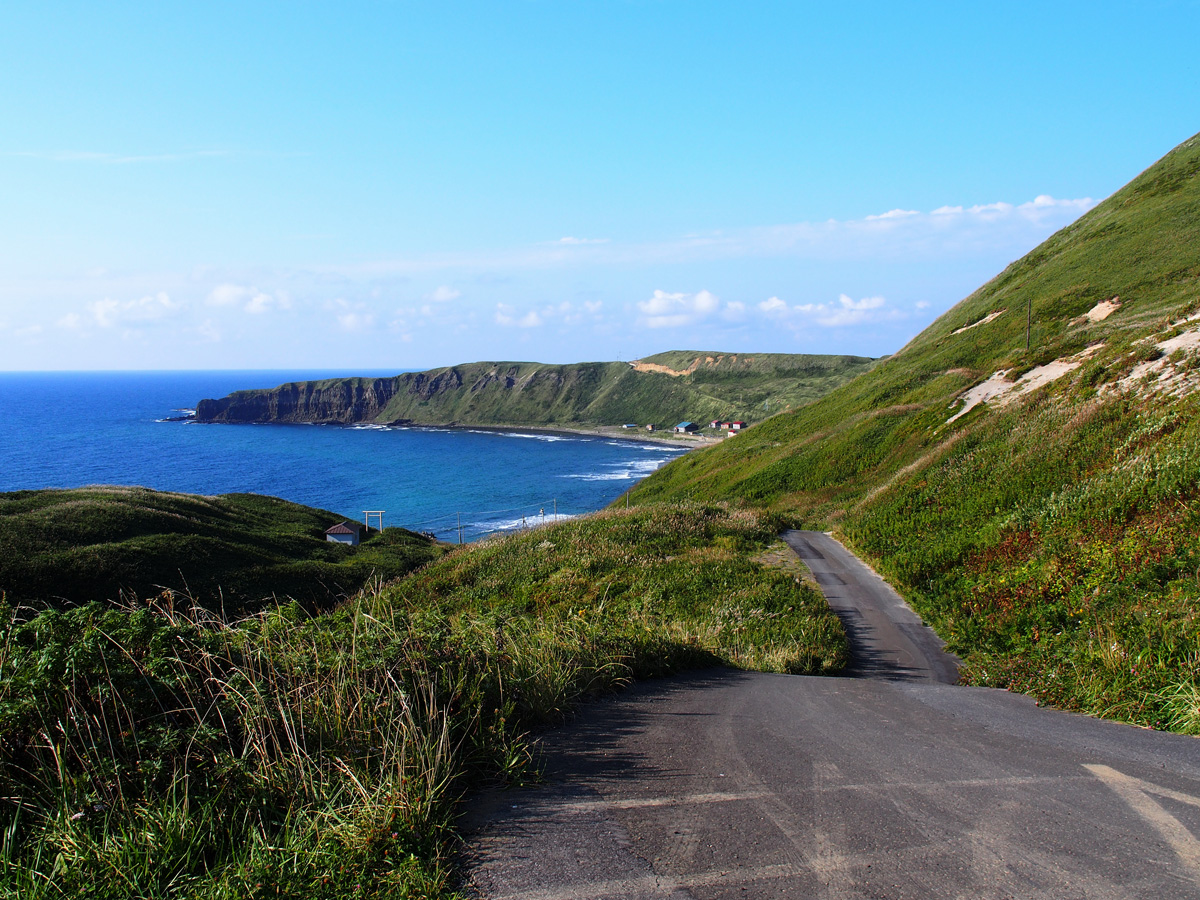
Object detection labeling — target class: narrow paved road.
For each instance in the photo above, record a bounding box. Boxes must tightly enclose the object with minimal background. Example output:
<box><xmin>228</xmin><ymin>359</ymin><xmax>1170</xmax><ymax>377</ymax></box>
<box><xmin>780</xmin><ymin>531</ymin><xmax>960</xmax><ymax>684</ymax></box>
<box><xmin>463</xmin><ymin>532</ymin><xmax>1200</xmax><ymax>899</ymax></box>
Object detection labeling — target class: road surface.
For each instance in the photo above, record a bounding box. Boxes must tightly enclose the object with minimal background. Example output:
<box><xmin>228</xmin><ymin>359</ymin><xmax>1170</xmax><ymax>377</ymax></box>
<box><xmin>463</xmin><ymin>532</ymin><xmax>1200</xmax><ymax>899</ymax></box>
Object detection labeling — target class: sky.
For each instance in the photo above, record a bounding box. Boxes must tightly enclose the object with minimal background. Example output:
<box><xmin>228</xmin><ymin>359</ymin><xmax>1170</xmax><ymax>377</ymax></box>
<box><xmin>1</xmin><ymin>1</ymin><xmax>1197</xmax><ymax>371</ymax></box>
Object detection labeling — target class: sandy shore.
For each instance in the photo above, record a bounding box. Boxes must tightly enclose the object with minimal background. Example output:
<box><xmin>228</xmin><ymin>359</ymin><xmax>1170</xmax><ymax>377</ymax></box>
<box><xmin>433</xmin><ymin>422</ymin><xmax>727</xmax><ymax>447</ymax></box>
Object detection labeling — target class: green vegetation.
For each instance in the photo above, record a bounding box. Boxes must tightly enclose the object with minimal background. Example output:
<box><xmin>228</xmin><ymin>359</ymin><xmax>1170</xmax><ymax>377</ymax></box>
<box><xmin>0</xmin><ymin>487</ymin><xmax>441</xmax><ymax>615</ymax></box>
<box><xmin>633</xmin><ymin>131</ymin><xmax>1200</xmax><ymax>732</ymax></box>
<box><xmin>0</xmin><ymin>503</ymin><xmax>846</xmax><ymax>898</ymax></box>
<box><xmin>195</xmin><ymin>352</ymin><xmax>876</xmax><ymax>429</ymax></box>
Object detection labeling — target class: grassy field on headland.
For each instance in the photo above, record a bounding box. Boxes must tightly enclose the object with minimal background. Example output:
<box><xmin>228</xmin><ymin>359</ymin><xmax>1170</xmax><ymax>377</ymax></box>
<box><xmin>0</xmin><ymin>501</ymin><xmax>846</xmax><ymax>898</ymax></box>
<box><xmin>633</xmin><ymin>131</ymin><xmax>1200</xmax><ymax>735</ymax></box>
<box><xmin>0</xmin><ymin>487</ymin><xmax>442</xmax><ymax>616</ymax></box>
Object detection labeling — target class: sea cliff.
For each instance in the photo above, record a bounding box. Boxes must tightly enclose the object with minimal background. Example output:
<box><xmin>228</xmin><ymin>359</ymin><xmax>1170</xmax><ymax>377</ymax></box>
<box><xmin>195</xmin><ymin>353</ymin><xmax>877</xmax><ymax>428</ymax></box>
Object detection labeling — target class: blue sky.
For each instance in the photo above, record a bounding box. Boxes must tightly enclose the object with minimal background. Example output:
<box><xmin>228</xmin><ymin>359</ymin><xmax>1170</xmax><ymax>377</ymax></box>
<box><xmin>1</xmin><ymin>1</ymin><xmax>1197</xmax><ymax>370</ymax></box>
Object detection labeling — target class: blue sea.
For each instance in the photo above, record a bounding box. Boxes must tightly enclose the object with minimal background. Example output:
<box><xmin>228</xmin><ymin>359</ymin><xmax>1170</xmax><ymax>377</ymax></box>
<box><xmin>0</xmin><ymin>371</ymin><xmax>688</xmax><ymax>541</ymax></box>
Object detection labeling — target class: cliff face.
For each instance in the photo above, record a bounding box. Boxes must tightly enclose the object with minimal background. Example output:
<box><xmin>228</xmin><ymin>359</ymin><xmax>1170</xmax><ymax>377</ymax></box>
<box><xmin>196</xmin><ymin>378</ymin><xmax>403</xmax><ymax>423</ymax></box>
<box><xmin>195</xmin><ymin>354</ymin><xmax>878</xmax><ymax>427</ymax></box>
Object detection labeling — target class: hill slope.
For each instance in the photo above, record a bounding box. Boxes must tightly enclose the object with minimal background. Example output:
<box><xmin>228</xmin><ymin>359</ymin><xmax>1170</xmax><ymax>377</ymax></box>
<box><xmin>0</xmin><ymin>487</ymin><xmax>441</xmax><ymax>614</ymax></box>
<box><xmin>194</xmin><ymin>352</ymin><xmax>876</xmax><ymax>428</ymax></box>
<box><xmin>634</xmin><ymin>131</ymin><xmax>1200</xmax><ymax>732</ymax></box>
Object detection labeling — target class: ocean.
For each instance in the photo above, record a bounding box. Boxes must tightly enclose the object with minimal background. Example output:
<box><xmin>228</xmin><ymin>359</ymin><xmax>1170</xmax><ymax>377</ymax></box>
<box><xmin>0</xmin><ymin>371</ymin><xmax>689</xmax><ymax>541</ymax></box>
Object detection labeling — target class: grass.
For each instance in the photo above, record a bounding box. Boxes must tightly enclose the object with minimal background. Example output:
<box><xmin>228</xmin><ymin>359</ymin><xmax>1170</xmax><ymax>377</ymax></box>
<box><xmin>0</xmin><ymin>487</ymin><xmax>442</xmax><ymax>616</ymax></box>
<box><xmin>196</xmin><ymin>352</ymin><xmax>877</xmax><ymax>430</ymax></box>
<box><xmin>632</xmin><ymin>130</ymin><xmax>1200</xmax><ymax>733</ymax></box>
<box><xmin>0</xmin><ymin>502</ymin><xmax>847</xmax><ymax>898</ymax></box>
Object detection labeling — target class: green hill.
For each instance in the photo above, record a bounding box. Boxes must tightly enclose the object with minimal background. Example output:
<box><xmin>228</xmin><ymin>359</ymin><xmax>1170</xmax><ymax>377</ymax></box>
<box><xmin>195</xmin><ymin>352</ymin><xmax>876</xmax><ymax>428</ymax></box>
<box><xmin>633</xmin><ymin>131</ymin><xmax>1200</xmax><ymax>732</ymax></box>
<box><xmin>0</xmin><ymin>487</ymin><xmax>442</xmax><ymax>614</ymax></box>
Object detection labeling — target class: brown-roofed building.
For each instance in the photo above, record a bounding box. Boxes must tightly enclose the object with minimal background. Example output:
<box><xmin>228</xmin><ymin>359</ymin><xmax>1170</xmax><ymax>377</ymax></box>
<box><xmin>325</xmin><ymin>521</ymin><xmax>364</xmax><ymax>546</ymax></box>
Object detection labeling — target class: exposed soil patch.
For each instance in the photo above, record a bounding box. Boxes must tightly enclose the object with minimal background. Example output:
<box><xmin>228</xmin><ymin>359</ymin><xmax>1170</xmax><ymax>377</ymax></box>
<box><xmin>952</xmin><ymin>309</ymin><xmax>1006</xmax><ymax>335</ymax></box>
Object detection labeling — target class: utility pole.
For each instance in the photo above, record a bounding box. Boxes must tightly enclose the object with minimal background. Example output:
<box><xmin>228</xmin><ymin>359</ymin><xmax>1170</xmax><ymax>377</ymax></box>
<box><xmin>457</xmin><ymin>512</ymin><xmax>463</xmax><ymax>545</ymax></box>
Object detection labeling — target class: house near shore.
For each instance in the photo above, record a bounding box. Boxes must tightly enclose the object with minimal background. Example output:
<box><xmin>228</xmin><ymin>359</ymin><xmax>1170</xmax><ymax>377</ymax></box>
<box><xmin>674</xmin><ymin>422</ymin><xmax>699</xmax><ymax>434</ymax></box>
<box><xmin>730</xmin><ymin>421</ymin><xmax>746</xmax><ymax>431</ymax></box>
<box><xmin>325</xmin><ymin>521</ymin><xmax>364</xmax><ymax>546</ymax></box>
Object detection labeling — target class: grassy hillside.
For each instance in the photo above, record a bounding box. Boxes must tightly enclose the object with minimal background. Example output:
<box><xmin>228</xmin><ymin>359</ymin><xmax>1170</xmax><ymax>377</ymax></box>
<box><xmin>196</xmin><ymin>352</ymin><xmax>876</xmax><ymax>428</ymax></box>
<box><xmin>633</xmin><ymin>131</ymin><xmax>1200</xmax><ymax>732</ymax></box>
<box><xmin>0</xmin><ymin>503</ymin><xmax>845</xmax><ymax>897</ymax></box>
<box><xmin>0</xmin><ymin>487</ymin><xmax>441</xmax><ymax>615</ymax></box>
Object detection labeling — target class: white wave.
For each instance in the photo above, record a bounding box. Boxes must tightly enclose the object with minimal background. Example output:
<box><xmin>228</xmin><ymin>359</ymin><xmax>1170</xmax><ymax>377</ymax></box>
<box><xmin>603</xmin><ymin>440</ymin><xmax>689</xmax><ymax>453</ymax></box>
<box><xmin>474</xmin><ymin>430</ymin><xmax>570</xmax><ymax>442</ymax></box>
<box><xmin>560</xmin><ymin>458</ymin><xmax>672</xmax><ymax>481</ymax></box>
<box><xmin>472</xmin><ymin>512</ymin><xmax>574</xmax><ymax>533</ymax></box>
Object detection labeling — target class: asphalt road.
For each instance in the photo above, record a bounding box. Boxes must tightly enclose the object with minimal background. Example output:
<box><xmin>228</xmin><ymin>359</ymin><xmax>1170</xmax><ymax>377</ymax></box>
<box><xmin>463</xmin><ymin>532</ymin><xmax>1200</xmax><ymax>899</ymax></box>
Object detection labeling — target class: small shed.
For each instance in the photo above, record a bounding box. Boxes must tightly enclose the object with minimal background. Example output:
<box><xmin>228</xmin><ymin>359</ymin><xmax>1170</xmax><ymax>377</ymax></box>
<box><xmin>325</xmin><ymin>521</ymin><xmax>364</xmax><ymax>546</ymax></box>
<box><xmin>674</xmin><ymin>422</ymin><xmax>699</xmax><ymax>434</ymax></box>
<box><xmin>730</xmin><ymin>421</ymin><xmax>746</xmax><ymax>431</ymax></box>
<box><xmin>710</xmin><ymin>419</ymin><xmax>722</xmax><ymax>429</ymax></box>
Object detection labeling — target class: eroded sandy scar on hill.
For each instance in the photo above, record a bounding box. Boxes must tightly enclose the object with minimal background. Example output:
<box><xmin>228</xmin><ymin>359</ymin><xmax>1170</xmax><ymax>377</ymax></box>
<box><xmin>951</xmin><ymin>309</ymin><xmax>1006</xmax><ymax>335</ymax></box>
<box><xmin>947</xmin><ymin>344</ymin><xmax>1104</xmax><ymax>423</ymax></box>
<box><xmin>630</xmin><ymin>354</ymin><xmax>747</xmax><ymax>376</ymax></box>
<box><xmin>1115</xmin><ymin>328</ymin><xmax>1200</xmax><ymax>396</ymax></box>
<box><xmin>1084</xmin><ymin>296</ymin><xmax>1121</xmax><ymax>322</ymax></box>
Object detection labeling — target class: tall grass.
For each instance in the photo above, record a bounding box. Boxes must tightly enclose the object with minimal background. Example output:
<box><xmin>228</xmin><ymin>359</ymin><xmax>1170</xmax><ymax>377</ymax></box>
<box><xmin>0</xmin><ymin>503</ymin><xmax>847</xmax><ymax>897</ymax></box>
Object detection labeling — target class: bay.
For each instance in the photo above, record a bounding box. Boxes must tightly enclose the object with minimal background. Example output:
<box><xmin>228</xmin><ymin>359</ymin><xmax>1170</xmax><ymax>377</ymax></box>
<box><xmin>0</xmin><ymin>371</ymin><xmax>688</xmax><ymax>541</ymax></box>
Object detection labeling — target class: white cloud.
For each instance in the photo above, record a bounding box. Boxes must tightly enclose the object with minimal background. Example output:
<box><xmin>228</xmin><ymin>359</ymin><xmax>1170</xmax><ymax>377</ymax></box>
<box><xmin>276</xmin><ymin>192</ymin><xmax>1094</xmax><ymax>285</ymax></box>
<box><xmin>198</xmin><ymin>319</ymin><xmax>221</xmax><ymax>342</ymax></box>
<box><xmin>89</xmin><ymin>291</ymin><xmax>181</xmax><ymax>327</ymax></box>
<box><xmin>337</xmin><ymin>311</ymin><xmax>375</xmax><ymax>331</ymax></box>
<box><xmin>57</xmin><ymin>312</ymin><xmax>83</xmax><ymax>329</ymax></box>
<box><xmin>207</xmin><ymin>284</ymin><xmax>243</xmax><ymax>306</ymax></box>
<box><xmin>754</xmin><ymin>293</ymin><xmax>898</xmax><ymax>328</ymax></box>
<box><xmin>815</xmin><ymin>294</ymin><xmax>892</xmax><ymax>326</ymax></box>
<box><xmin>722</xmin><ymin>301</ymin><xmax>746</xmax><ymax>322</ymax></box>
<box><xmin>207</xmin><ymin>283</ymin><xmax>290</xmax><ymax>314</ymax></box>
<box><xmin>637</xmin><ymin>289</ymin><xmax>721</xmax><ymax>328</ymax></box>
<box><xmin>759</xmin><ymin>296</ymin><xmax>789</xmax><ymax>316</ymax></box>
<box><xmin>839</xmin><ymin>294</ymin><xmax>886</xmax><ymax>311</ymax></box>
<box><xmin>426</xmin><ymin>285</ymin><xmax>461</xmax><ymax>303</ymax></box>
<box><xmin>495</xmin><ymin>304</ymin><xmax>544</xmax><ymax>328</ymax></box>
<box><xmin>865</xmin><ymin>208</ymin><xmax>920</xmax><ymax>221</ymax></box>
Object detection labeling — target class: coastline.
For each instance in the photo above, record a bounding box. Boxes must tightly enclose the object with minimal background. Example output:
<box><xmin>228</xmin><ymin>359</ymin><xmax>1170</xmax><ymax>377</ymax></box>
<box><xmin>428</xmin><ymin>422</ymin><xmax>726</xmax><ymax>448</ymax></box>
<box><xmin>189</xmin><ymin>413</ymin><xmax>729</xmax><ymax>448</ymax></box>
